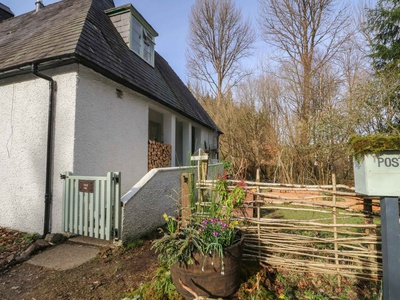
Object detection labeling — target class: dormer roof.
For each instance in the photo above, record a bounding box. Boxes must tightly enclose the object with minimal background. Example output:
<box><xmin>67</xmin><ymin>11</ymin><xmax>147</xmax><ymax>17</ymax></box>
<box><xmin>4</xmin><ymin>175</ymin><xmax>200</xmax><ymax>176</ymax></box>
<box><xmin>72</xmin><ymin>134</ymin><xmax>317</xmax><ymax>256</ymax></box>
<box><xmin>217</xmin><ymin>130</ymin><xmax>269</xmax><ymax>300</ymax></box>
<box><xmin>0</xmin><ymin>3</ymin><xmax>14</xmax><ymax>21</ymax></box>
<box><xmin>105</xmin><ymin>4</ymin><xmax>158</xmax><ymax>37</ymax></box>
<box><xmin>0</xmin><ymin>0</ymin><xmax>220</xmax><ymax>133</ymax></box>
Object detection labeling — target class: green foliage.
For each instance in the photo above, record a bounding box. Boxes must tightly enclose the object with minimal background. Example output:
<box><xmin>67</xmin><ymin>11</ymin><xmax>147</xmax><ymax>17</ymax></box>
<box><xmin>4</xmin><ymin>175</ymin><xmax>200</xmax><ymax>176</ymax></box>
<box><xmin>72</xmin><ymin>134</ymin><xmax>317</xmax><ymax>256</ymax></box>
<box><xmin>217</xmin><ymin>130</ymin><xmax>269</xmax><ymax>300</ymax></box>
<box><xmin>123</xmin><ymin>239</ymin><xmax>144</xmax><ymax>251</ymax></box>
<box><xmin>348</xmin><ymin>134</ymin><xmax>400</xmax><ymax>161</ymax></box>
<box><xmin>162</xmin><ymin>213</ymin><xmax>178</xmax><ymax>234</ymax></box>
<box><xmin>367</xmin><ymin>0</ymin><xmax>400</xmax><ymax>72</ymax></box>
<box><xmin>21</xmin><ymin>233</ymin><xmax>40</xmax><ymax>244</ymax></box>
<box><xmin>199</xmin><ymin>218</ymin><xmax>237</xmax><ymax>249</ymax></box>
<box><xmin>222</xmin><ymin>160</ymin><xmax>232</xmax><ymax>174</ymax></box>
<box><xmin>123</xmin><ymin>265</ymin><xmax>183</xmax><ymax>300</ymax></box>
<box><xmin>152</xmin><ymin>179</ymin><xmax>246</xmax><ymax>271</ymax></box>
<box><xmin>215</xmin><ymin>179</ymin><xmax>246</xmax><ymax>220</ymax></box>
<box><xmin>12</xmin><ymin>232</ymin><xmax>40</xmax><ymax>245</ymax></box>
<box><xmin>152</xmin><ymin>226</ymin><xmax>203</xmax><ymax>268</ymax></box>
<box><xmin>366</xmin><ymin>0</ymin><xmax>400</xmax><ymax>131</ymax></box>
<box><xmin>272</xmin><ymin>270</ymin><xmax>380</xmax><ymax>300</ymax></box>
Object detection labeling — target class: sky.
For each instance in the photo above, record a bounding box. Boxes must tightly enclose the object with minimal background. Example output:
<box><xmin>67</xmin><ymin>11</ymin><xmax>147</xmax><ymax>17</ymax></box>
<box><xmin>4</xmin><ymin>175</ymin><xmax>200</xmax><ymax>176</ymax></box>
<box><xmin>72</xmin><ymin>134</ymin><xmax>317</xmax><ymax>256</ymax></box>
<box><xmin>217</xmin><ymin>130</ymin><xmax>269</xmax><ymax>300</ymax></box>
<box><xmin>1</xmin><ymin>0</ymin><xmax>261</xmax><ymax>83</ymax></box>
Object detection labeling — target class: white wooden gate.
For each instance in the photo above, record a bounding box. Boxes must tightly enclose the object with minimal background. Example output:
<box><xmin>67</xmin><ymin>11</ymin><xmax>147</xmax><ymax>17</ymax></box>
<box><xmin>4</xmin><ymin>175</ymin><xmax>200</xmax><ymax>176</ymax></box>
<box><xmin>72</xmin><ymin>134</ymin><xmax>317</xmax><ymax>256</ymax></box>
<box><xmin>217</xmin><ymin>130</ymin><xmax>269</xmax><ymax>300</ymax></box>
<box><xmin>62</xmin><ymin>172</ymin><xmax>121</xmax><ymax>240</ymax></box>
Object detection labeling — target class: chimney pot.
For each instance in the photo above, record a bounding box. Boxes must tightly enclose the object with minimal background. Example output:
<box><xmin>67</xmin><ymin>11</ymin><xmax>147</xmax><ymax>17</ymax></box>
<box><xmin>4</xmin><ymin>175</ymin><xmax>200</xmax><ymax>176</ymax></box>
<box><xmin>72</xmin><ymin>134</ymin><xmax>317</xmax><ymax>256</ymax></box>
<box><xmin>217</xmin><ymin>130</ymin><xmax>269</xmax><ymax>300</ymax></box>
<box><xmin>35</xmin><ymin>0</ymin><xmax>44</xmax><ymax>12</ymax></box>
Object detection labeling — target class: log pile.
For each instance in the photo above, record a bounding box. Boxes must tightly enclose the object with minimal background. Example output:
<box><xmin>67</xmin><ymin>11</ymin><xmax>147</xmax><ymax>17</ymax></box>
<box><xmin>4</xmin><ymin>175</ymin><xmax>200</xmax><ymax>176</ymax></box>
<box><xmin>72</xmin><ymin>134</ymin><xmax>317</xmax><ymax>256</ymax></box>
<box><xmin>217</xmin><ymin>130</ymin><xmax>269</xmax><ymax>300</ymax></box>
<box><xmin>148</xmin><ymin>140</ymin><xmax>171</xmax><ymax>170</ymax></box>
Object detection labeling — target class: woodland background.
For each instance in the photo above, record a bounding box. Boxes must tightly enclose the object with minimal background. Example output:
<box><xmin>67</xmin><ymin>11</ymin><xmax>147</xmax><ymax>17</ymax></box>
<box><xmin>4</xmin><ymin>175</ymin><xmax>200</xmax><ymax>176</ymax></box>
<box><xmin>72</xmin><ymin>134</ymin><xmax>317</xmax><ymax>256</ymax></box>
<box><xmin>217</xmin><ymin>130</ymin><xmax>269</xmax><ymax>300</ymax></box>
<box><xmin>185</xmin><ymin>0</ymin><xmax>400</xmax><ymax>184</ymax></box>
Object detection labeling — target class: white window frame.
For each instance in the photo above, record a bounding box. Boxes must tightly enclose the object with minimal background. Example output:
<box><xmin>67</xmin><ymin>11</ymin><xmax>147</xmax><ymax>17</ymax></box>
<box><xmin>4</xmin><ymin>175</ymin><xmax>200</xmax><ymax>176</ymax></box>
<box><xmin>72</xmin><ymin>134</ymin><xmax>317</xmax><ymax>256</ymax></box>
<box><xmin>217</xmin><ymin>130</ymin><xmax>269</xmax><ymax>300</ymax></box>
<box><xmin>130</xmin><ymin>15</ymin><xmax>155</xmax><ymax>66</ymax></box>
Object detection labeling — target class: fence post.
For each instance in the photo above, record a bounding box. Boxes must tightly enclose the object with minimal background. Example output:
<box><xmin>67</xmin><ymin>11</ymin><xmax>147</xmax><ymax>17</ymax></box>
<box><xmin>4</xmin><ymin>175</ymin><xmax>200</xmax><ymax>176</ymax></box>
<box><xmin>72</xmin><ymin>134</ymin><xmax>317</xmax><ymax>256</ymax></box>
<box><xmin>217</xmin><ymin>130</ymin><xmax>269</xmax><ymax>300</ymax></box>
<box><xmin>62</xmin><ymin>171</ymin><xmax>73</xmax><ymax>233</ymax></box>
<box><xmin>114</xmin><ymin>172</ymin><xmax>121</xmax><ymax>240</ymax></box>
<box><xmin>181</xmin><ymin>173</ymin><xmax>193</xmax><ymax>224</ymax></box>
<box><xmin>332</xmin><ymin>173</ymin><xmax>340</xmax><ymax>286</ymax></box>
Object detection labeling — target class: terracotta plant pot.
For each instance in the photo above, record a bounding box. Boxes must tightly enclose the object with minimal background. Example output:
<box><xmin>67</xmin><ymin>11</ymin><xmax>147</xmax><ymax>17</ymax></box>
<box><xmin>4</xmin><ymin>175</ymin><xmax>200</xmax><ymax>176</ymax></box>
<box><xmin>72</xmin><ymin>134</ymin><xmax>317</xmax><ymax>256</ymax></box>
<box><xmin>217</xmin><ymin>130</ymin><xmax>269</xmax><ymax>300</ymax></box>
<box><xmin>170</xmin><ymin>234</ymin><xmax>244</xmax><ymax>299</ymax></box>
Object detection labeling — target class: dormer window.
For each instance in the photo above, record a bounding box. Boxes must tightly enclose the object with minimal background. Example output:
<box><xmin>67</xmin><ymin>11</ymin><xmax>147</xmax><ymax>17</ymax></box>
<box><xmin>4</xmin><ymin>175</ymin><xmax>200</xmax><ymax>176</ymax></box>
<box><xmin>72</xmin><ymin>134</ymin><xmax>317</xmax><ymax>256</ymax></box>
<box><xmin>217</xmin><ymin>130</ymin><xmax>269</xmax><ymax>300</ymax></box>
<box><xmin>130</xmin><ymin>17</ymin><xmax>155</xmax><ymax>65</ymax></box>
<box><xmin>106</xmin><ymin>4</ymin><xmax>158</xmax><ymax>67</ymax></box>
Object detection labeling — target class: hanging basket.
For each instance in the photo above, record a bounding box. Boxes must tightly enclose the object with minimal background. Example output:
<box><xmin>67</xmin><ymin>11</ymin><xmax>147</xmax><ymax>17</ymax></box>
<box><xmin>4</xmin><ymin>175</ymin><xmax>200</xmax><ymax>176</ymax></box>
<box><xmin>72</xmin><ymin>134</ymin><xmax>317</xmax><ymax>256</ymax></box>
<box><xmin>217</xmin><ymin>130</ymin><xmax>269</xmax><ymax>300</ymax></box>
<box><xmin>170</xmin><ymin>234</ymin><xmax>244</xmax><ymax>299</ymax></box>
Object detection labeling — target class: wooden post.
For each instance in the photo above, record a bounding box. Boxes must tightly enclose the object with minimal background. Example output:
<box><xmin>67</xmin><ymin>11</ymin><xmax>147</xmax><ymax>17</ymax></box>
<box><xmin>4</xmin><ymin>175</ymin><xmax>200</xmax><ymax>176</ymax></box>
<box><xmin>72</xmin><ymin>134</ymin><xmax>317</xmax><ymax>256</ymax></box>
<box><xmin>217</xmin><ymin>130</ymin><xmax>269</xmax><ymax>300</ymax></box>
<box><xmin>332</xmin><ymin>173</ymin><xmax>340</xmax><ymax>286</ymax></box>
<box><xmin>191</xmin><ymin>149</ymin><xmax>209</xmax><ymax>214</ymax></box>
<box><xmin>364</xmin><ymin>198</ymin><xmax>376</xmax><ymax>255</ymax></box>
<box><xmin>257</xmin><ymin>202</ymin><xmax>261</xmax><ymax>258</ymax></box>
<box><xmin>181</xmin><ymin>173</ymin><xmax>193</xmax><ymax>225</ymax></box>
<box><xmin>364</xmin><ymin>198</ymin><xmax>373</xmax><ymax>232</ymax></box>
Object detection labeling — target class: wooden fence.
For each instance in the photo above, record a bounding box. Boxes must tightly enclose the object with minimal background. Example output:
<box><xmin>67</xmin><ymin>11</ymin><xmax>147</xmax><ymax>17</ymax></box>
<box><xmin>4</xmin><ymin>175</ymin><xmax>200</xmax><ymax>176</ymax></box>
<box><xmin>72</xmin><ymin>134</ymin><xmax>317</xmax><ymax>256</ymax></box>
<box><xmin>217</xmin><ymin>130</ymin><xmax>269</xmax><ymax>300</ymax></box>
<box><xmin>197</xmin><ymin>179</ymin><xmax>382</xmax><ymax>281</ymax></box>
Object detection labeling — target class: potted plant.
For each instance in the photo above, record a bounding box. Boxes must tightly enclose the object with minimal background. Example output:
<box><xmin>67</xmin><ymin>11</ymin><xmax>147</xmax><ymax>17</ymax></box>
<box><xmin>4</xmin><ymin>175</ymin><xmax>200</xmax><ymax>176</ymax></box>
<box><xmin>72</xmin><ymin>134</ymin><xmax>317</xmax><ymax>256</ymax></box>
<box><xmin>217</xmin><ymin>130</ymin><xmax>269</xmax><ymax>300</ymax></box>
<box><xmin>152</xmin><ymin>180</ymin><xmax>246</xmax><ymax>299</ymax></box>
<box><xmin>349</xmin><ymin>134</ymin><xmax>400</xmax><ymax>196</ymax></box>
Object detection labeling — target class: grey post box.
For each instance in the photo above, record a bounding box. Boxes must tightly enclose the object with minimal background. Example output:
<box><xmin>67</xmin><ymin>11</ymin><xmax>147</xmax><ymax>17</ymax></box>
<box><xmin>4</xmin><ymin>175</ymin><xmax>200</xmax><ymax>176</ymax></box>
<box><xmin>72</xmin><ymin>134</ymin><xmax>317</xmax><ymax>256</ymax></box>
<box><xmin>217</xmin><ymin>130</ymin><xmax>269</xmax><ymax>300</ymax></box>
<box><xmin>353</xmin><ymin>151</ymin><xmax>400</xmax><ymax>197</ymax></box>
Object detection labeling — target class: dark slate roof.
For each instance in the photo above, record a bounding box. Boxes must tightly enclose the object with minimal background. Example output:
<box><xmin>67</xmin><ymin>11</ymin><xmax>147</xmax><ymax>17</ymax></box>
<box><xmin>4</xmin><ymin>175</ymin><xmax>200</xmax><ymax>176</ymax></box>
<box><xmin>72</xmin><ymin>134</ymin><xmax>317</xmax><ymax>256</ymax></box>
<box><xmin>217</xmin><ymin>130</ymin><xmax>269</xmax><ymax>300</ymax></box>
<box><xmin>0</xmin><ymin>0</ymin><xmax>219</xmax><ymax>132</ymax></box>
<box><xmin>0</xmin><ymin>3</ymin><xmax>14</xmax><ymax>21</ymax></box>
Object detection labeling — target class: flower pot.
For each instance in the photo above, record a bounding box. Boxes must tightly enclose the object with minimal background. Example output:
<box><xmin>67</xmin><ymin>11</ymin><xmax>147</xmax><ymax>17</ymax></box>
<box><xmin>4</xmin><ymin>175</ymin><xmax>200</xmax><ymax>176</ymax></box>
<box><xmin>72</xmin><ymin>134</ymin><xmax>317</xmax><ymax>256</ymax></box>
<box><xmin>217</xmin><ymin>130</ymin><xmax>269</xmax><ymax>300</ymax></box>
<box><xmin>170</xmin><ymin>234</ymin><xmax>244</xmax><ymax>299</ymax></box>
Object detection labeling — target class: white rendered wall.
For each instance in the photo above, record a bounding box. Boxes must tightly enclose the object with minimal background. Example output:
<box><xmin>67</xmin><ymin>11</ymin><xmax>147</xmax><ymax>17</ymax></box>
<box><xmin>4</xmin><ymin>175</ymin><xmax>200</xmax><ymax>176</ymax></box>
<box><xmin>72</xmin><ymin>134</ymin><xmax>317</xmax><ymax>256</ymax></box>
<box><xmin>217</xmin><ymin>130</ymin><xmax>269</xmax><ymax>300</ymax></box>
<box><xmin>0</xmin><ymin>63</ymin><xmax>216</xmax><ymax>235</ymax></box>
<box><xmin>121</xmin><ymin>163</ymin><xmax>224</xmax><ymax>242</ymax></box>
<box><xmin>0</xmin><ymin>67</ymin><xmax>77</xmax><ymax>234</ymax></box>
<box><xmin>50</xmin><ymin>67</ymin><xmax>78</xmax><ymax>233</ymax></box>
<box><xmin>74</xmin><ymin>66</ymin><xmax>148</xmax><ymax>194</ymax></box>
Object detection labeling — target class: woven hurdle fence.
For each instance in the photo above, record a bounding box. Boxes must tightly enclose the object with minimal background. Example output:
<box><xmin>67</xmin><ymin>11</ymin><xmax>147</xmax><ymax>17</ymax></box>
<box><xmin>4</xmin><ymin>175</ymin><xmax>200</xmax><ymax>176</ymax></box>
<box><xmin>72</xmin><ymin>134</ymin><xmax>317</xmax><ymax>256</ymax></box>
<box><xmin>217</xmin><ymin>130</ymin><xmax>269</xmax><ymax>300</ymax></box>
<box><xmin>196</xmin><ymin>179</ymin><xmax>382</xmax><ymax>281</ymax></box>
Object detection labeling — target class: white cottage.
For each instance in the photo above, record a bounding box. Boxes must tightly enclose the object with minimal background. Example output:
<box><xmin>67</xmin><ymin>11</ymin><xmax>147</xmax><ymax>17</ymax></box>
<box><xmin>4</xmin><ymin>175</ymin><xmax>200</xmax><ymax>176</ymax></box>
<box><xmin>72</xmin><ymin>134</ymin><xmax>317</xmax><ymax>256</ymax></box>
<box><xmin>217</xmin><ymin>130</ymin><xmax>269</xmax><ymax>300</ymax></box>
<box><xmin>0</xmin><ymin>0</ymin><xmax>220</xmax><ymax>236</ymax></box>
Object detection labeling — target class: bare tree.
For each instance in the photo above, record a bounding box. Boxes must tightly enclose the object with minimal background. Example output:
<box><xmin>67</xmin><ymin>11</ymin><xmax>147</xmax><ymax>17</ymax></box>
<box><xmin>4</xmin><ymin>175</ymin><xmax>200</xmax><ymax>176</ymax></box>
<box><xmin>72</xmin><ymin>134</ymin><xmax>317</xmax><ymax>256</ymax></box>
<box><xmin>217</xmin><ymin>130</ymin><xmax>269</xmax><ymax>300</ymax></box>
<box><xmin>259</xmin><ymin>0</ymin><xmax>353</xmax><ymax>145</ymax></box>
<box><xmin>187</xmin><ymin>0</ymin><xmax>255</xmax><ymax>103</ymax></box>
<box><xmin>258</xmin><ymin>0</ymin><xmax>355</xmax><ymax>183</ymax></box>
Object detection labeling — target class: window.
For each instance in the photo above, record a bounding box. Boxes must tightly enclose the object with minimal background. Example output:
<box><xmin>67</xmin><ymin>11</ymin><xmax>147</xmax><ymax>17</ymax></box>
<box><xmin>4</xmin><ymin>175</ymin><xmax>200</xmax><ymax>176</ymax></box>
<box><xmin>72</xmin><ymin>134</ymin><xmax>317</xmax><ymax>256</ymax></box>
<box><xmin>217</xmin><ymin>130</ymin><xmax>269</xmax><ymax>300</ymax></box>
<box><xmin>106</xmin><ymin>5</ymin><xmax>158</xmax><ymax>66</ymax></box>
<box><xmin>148</xmin><ymin>109</ymin><xmax>164</xmax><ymax>142</ymax></box>
<box><xmin>149</xmin><ymin>121</ymin><xmax>162</xmax><ymax>142</ymax></box>
<box><xmin>130</xmin><ymin>15</ymin><xmax>156</xmax><ymax>66</ymax></box>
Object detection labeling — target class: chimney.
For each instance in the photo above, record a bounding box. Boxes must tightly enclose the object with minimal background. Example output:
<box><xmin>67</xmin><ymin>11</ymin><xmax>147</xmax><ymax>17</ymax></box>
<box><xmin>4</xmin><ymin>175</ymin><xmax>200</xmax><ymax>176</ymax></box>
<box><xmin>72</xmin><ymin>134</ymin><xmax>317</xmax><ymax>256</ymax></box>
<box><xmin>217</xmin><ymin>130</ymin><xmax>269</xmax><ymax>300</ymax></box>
<box><xmin>0</xmin><ymin>3</ymin><xmax>14</xmax><ymax>21</ymax></box>
<box><xmin>35</xmin><ymin>0</ymin><xmax>44</xmax><ymax>12</ymax></box>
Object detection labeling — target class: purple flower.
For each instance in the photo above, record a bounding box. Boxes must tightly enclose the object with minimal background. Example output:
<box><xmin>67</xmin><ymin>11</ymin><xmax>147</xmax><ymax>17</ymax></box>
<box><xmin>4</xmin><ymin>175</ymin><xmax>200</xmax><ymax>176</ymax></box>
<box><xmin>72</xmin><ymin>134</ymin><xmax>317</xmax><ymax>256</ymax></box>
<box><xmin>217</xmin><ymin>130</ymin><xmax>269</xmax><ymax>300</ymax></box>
<box><xmin>213</xmin><ymin>231</ymin><xmax>218</xmax><ymax>236</ymax></box>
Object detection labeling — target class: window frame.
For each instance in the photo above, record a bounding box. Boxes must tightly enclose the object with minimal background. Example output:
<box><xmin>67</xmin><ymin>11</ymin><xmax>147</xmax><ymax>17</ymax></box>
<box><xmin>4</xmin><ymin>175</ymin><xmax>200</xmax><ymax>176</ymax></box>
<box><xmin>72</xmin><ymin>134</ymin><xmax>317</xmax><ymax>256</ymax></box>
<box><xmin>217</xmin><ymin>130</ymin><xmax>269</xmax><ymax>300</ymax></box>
<box><xmin>129</xmin><ymin>15</ymin><xmax>155</xmax><ymax>66</ymax></box>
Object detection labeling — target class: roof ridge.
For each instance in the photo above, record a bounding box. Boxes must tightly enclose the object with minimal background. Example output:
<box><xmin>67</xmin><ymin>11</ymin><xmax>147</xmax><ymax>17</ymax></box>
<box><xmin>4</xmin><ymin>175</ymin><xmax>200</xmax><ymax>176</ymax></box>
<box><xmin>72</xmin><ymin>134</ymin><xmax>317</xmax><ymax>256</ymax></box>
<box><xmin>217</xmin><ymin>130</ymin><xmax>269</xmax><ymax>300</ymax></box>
<box><xmin>72</xmin><ymin>0</ymin><xmax>98</xmax><ymax>54</ymax></box>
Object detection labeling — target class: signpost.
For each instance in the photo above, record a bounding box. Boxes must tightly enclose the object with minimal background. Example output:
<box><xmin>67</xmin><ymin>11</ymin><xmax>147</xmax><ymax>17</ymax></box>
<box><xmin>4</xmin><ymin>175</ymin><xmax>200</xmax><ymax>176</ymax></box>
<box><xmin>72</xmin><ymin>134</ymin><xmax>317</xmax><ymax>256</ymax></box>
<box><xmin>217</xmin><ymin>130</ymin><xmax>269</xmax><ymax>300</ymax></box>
<box><xmin>191</xmin><ymin>149</ymin><xmax>209</xmax><ymax>211</ymax></box>
<box><xmin>353</xmin><ymin>151</ymin><xmax>400</xmax><ymax>300</ymax></box>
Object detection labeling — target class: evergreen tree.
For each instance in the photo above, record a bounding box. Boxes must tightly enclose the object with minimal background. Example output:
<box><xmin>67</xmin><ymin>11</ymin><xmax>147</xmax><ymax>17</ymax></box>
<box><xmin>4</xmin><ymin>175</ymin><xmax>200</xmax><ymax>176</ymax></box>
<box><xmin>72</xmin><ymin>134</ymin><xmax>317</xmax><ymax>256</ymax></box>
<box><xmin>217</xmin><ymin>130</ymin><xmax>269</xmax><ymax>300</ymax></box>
<box><xmin>366</xmin><ymin>0</ymin><xmax>400</xmax><ymax>133</ymax></box>
<box><xmin>368</xmin><ymin>0</ymin><xmax>400</xmax><ymax>71</ymax></box>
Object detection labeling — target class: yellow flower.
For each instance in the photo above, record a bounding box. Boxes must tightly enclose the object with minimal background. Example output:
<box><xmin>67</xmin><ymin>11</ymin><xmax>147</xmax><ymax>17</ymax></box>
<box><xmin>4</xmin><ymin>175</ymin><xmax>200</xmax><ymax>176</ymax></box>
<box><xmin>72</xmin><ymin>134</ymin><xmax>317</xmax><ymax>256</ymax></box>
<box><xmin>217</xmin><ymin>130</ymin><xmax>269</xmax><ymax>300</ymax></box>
<box><xmin>234</xmin><ymin>221</ymin><xmax>239</xmax><ymax>225</ymax></box>
<box><xmin>279</xmin><ymin>294</ymin><xmax>285</xmax><ymax>299</ymax></box>
<box><xmin>163</xmin><ymin>213</ymin><xmax>168</xmax><ymax>222</ymax></box>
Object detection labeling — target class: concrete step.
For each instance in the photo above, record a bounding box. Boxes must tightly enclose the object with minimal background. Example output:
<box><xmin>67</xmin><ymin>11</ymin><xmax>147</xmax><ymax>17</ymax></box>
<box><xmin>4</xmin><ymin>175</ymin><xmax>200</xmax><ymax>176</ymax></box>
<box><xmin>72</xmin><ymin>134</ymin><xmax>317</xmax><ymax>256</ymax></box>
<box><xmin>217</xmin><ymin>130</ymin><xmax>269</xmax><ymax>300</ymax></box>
<box><xmin>68</xmin><ymin>236</ymin><xmax>116</xmax><ymax>248</ymax></box>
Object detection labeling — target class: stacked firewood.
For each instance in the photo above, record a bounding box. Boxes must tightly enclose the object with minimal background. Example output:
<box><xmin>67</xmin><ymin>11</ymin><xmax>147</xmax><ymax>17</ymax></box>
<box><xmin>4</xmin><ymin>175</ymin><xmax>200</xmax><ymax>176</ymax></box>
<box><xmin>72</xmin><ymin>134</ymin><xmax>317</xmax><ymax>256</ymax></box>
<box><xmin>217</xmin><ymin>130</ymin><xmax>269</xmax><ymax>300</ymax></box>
<box><xmin>148</xmin><ymin>140</ymin><xmax>172</xmax><ymax>170</ymax></box>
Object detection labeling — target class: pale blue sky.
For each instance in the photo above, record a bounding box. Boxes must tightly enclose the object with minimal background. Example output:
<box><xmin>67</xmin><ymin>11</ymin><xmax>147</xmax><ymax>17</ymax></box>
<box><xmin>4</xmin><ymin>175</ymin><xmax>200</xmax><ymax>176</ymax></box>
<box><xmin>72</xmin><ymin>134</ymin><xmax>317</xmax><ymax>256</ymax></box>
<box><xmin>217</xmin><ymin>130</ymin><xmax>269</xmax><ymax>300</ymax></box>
<box><xmin>1</xmin><ymin>0</ymin><xmax>261</xmax><ymax>83</ymax></box>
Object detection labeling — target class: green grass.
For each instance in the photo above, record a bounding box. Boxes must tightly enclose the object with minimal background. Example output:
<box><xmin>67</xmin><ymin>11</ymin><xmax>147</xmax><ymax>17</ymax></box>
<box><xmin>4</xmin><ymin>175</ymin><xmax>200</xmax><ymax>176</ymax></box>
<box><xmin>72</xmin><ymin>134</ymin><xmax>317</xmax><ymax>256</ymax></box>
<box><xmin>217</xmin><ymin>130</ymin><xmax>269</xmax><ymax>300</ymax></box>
<box><xmin>263</xmin><ymin>204</ymin><xmax>380</xmax><ymax>225</ymax></box>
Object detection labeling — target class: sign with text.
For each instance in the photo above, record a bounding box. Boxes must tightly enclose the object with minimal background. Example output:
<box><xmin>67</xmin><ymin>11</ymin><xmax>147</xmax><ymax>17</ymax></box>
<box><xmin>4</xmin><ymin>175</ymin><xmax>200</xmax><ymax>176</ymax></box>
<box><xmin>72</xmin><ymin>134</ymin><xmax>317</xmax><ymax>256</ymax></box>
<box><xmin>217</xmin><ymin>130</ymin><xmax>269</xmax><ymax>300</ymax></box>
<box><xmin>79</xmin><ymin>180</ymin><xmax>94</xmax><ymax>193</ymax></box>
<box><xmin>354</xmin><ymin>151</ymin><xmax>400</xmax><ymax>197</ymax></box>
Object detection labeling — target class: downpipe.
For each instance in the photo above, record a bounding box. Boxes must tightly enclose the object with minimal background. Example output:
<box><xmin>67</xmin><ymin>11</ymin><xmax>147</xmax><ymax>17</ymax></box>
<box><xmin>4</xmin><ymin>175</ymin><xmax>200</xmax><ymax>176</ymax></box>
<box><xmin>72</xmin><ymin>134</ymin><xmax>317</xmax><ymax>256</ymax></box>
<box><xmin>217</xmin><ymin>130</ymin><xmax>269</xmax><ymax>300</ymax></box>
<box><xmin>31</xmin><ymin>64</ymin><xmax>56</xmax><ymax>235</ymax></box>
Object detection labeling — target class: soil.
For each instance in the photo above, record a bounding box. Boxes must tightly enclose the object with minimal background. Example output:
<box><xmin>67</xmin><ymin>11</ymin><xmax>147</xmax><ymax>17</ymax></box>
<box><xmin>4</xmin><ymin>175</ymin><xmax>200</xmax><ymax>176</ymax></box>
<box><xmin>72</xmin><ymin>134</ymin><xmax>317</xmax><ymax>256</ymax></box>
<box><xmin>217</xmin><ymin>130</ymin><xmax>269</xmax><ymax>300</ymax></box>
<box><xmin>0</xmin><ymin>232</ymin><xmax>158</xmax><ymax>300</ymax></box>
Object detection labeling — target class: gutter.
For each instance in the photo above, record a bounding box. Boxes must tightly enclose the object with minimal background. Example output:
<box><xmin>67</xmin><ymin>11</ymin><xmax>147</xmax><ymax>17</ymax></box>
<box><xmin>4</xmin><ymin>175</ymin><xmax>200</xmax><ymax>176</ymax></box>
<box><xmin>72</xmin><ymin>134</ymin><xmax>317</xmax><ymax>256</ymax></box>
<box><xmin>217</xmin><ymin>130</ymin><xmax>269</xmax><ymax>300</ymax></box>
<box><xmin>31</xmin><ymin>64</ymin><xmax>56</xmax><ymax>235</ymax></box>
